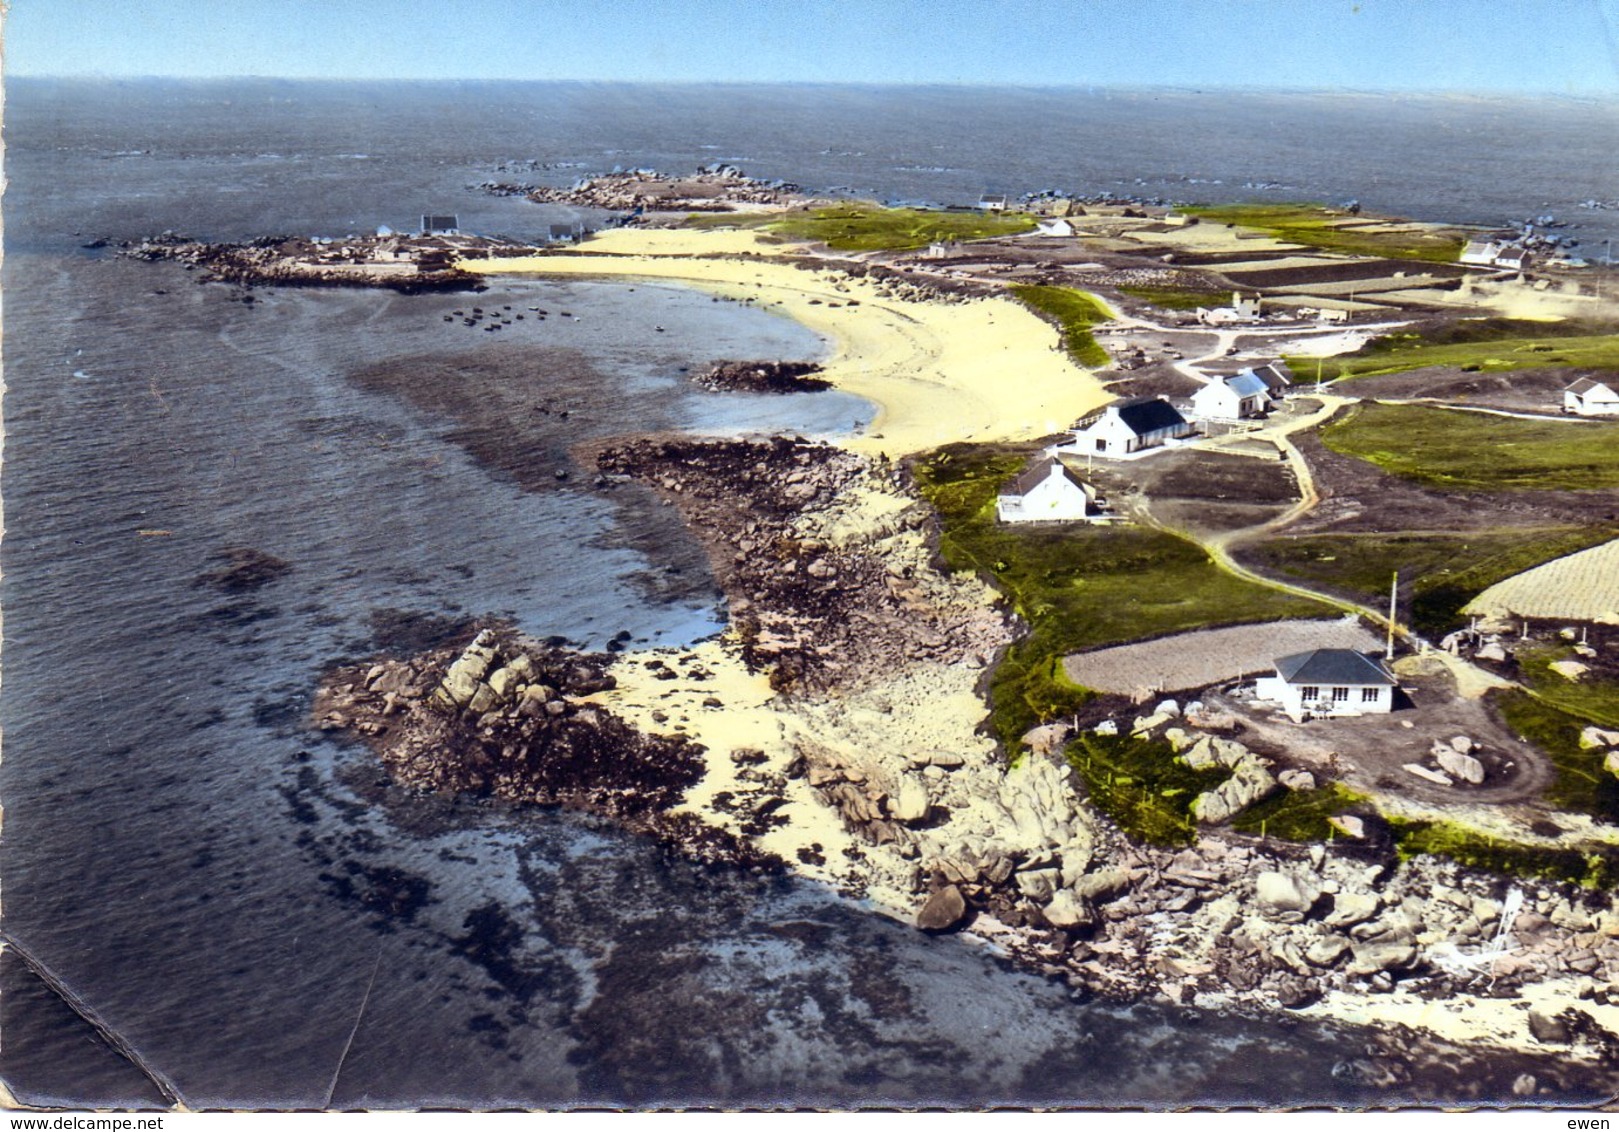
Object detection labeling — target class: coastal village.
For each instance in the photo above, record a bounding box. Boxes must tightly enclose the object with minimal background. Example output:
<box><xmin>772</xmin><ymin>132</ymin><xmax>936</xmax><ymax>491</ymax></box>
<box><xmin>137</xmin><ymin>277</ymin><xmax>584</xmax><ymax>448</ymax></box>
<box><xmin>139</xmin><ymin>165</ymin><xmax>1619</xmax><ymax>1095</ymax></box>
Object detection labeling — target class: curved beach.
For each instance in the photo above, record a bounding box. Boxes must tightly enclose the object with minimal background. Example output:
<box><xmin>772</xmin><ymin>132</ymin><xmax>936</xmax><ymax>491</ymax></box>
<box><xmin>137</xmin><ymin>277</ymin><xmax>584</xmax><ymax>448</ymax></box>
<box><xmin>461</xmin><ymin>229</ymin><xmax>1111</xmax><ymax>456</ymax></box>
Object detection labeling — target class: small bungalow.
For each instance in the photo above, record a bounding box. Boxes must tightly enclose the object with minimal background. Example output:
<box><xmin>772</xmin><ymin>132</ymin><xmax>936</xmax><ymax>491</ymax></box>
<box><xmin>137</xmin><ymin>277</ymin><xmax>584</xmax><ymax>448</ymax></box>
<box><xmin>1565</xmin><ymin>377</ymin><xmax>1619</xmax><ymax>416</ymax></box>
<box><xmin>1254</xmin><ymin>649</ymin><xmax>1397</xmax><ymax>722</ymax></box>
<box><xmin>1459</xmin><ymin>239</ymin><xmax>1502</xmax><ymax>266</ymax></box>
<box><xmin>1065</xmin><ymin>397</ymin><xmax>1193</xmax><ymax>456</ymax></box>
<box><xmin>1163</xmin><ymin>211</ymin><xmax>1195</xmax><ymax>227</ymax></box>
<box><xmin>1493</xmin><ymin>246</ymin><xmax>1532</xmax><ymax>271</ymax></box>
<box><xmin>1196</xmin><ymin>291</ymin><xmax>1263</xmax><ymax>325</ymax></box>
<box><xmin>1035</xmin><ymin>218</ymin><xmax>1074</xmax><ymax>238</ymax></box>
<box><xmin>421</xmin><ymin>214</ymin><xmax>461</xmax><ymax>237</ymax></box>
<box><xmin>995</xmin><ymin>457</ymin><xmax>1100</xmax><ymax>523</ymax></box>
<box><xmin>924</xmin><ymin>240</ymin><xmax>962</xmax><ymax>260</ymax></box>
<box><xmin>978</xmin><ymin>194</ymin><xmax>1008</xmax><ymax>213</ymax></box>
<box><xmin>1190</xmin><ymin>371</ymin><xmax>1272</xmax><ymax>421</ymax></box>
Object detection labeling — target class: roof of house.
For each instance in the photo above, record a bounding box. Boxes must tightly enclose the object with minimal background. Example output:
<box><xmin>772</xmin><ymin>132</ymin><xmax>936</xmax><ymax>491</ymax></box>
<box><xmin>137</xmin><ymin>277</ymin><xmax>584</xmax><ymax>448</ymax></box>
<box><xmin>1224</xmin><ymin>371</ymin><xmax>1271</xmax><ymax>399</ymax></box>
<box><xmin>1568</xmin><ymin>377</ymin><xmax>1616</xmax><ymax>396</ymax></box>
<box><xmin>1274</xmin><ymin>648</ymin><xmax>1396</xmax><ymax>686</ymax></box>
<box><xmin>1251</xmin><ymin>362</ymin><xmax>1293</xmax><ymax>391</ymax></box>
<box><xmin>1495</xmin><ymin>247</ymin><xmax>1530</xmax><ymax>265</ymax></box>
<box><xmin>1006</xmin><ymin>456</ymin><xmax>1087</xmax><ymax>498</ymax></box>
<box><xmin>1112</xmin><ymin>397</ymin><xmax>1189</xmax><ymax>435</ymax></box>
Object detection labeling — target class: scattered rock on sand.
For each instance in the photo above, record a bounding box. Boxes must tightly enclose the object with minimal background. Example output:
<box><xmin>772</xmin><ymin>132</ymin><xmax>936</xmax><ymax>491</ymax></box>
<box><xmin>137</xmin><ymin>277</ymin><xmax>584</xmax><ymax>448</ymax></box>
<box><xmin>1528</xmin><ymin>1009</ymin><xmax>1572</xmax><ymax>1044</ymax></box>
<box><xmin>1256</xmin><ymin>871</ymin><xmax>1319</xmax><ymax>922</ymax></box>
<box><xmin>1403</xmin><ymin>763</ymin><xmax>1452</xmax><ymax>787</ymax></box>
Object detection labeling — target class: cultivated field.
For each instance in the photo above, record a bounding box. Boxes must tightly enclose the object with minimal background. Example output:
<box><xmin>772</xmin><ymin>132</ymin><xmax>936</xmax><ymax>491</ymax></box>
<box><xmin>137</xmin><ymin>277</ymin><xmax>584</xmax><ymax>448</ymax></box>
<box><xmin>1062</xmin><ymin>616</ymin><xmax>1380</xmax><ymax>695</ymax></box>
<box><xmin>1464</xmin><ymin>538</ymin><xmax>1619</xmax><ymax>622</ymax></box>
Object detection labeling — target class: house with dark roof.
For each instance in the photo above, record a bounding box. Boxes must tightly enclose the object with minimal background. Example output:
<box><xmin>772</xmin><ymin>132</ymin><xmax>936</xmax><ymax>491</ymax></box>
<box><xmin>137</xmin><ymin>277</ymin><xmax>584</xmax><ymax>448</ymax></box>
<box><xmin>1254</xmin><ymin>648</ymin><xmax>1397</xmax><ymax>721</ymax></box>
<box><xmin>1565</xmin><ymin>377</ymin><xmax>1619</xmax><ymax>416</ymax></box>
<box><xmin>1190</xmin><ymin>371</ymin><xmax>1273</xmax><ymax>421</ymax></box>
<box><xmin>995</xmin><ymin>457</ymin><xmax>1100</xmax><ymax>523</ymax></box>
<box><xmin>421</xmin><ymin>214</ymin><xmax>460</xmax><ymax>236</ymax></box>
<box><xmin>1064</xmin><ymin>397</ymin><xmax>1193</xmax><ymax>457</ymax></box>
<box><xmin>977</xmin><ymin>194</ymin><xmax>1008</xmax><ymax>213</ymax></box>
<box><xmin>1493</xmin><ymin>246</ymin><xmax>1532</xmax><ymax>272</ymax></box>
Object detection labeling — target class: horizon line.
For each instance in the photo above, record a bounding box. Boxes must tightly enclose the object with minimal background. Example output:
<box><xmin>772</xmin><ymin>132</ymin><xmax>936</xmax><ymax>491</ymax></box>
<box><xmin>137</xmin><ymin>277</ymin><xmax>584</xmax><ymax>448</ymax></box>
<box><xmin>8</xmin><ymin>73</ymin><xmax>1619</xmax><ymax>99</ymax></box>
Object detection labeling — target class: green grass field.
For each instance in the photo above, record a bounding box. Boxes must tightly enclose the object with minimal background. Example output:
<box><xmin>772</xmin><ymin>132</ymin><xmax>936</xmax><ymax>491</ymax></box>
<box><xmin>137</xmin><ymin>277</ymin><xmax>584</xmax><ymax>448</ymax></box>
<box><xmin>1182</xmin><ymin>203</ymin><xmax>1468</xmax><ymax>263</ymax></box>
<box><xmin>1240</xmin><ymin>527</ymin><xmax>1619</xmax><ymax>637</ymax></box>
<box><xmin>1511</xmin><ymin>645</ymin><xmax>1619</xmax><ymax>731</ymax></box>
<box><xmin>1388</xmin><ymin>816</ymin><xmax>1619</xmax><ymax>889</ymax></box>
<box><xmin>685</xmin><ymin>202</ymin><xmax>1035</xmax><ymax>251</ymax></box>
<box><xmin>1007</xmin><ymin>285</ymin><xmax>1113</xmax><ymax>368</ymax></box>
<box><xmin>914</xmin><ymin>442</ymin><xmax>1327</xmax><ymax>747</ymax></box>
<box><xmin>1231</xmin><ymin>783</ymin><xmax>1371</xmax><ymax>841</ymax></box>
<box><xmin>1286</xmin><ymin>317</ymin><xmax>1619</xmax><ymax>382</ymax></box>
<box><xmin>1115</xmin><ymin>285</ymin><xmax>1225</xmax><ymax>311</ymax></box>
<box><xmin>1318</xmin><ymin>401</ymin><xmax>1619</xmax><ymax>491</ymax></box>
<box><xmin>1496</xmin><ymin>689</ymin><xmax>1619</xmax><ymax>823</ymax></box>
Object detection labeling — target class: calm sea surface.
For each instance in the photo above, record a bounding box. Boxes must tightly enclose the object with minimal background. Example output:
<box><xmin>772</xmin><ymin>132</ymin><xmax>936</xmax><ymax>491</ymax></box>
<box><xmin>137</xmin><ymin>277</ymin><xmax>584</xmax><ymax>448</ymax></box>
<box><xmin>3</xmin><ymin>79</ymin><xmax>1615</xmax><ymax>1108</ymax></box>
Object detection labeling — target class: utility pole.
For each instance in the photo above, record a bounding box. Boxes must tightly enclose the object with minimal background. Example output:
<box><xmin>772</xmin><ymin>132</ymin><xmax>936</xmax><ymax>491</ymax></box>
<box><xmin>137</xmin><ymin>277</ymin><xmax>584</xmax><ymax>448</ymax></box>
<box><xmin>1386</xmin><ymin>570</ymin><xmax>1398</xmax><ymax>660</ymax></box>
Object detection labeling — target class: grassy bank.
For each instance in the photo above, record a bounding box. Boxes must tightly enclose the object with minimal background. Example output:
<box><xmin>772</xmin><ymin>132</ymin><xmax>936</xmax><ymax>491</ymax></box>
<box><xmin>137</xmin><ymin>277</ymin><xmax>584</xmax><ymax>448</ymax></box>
<box><xmin>914</xmin><ymin>442</ymin><xmax>1327</xmax><ymax>747</ymax></box>
<box><xmin>1509</xmin><ymin>648</ymin><xmax>1619</xmax><ymax>731</ymax></box>
<box><xmin>1389</xmin><ymin>818</ymin><xmax>1619</xmax><ymax>890</ymax></box>
<box><xmin>1319</xmin><ymin>401</ymin><xmax>1619</xmax><ymax>491</ymax></box>
<box><xmin>1183</xmin><ymin>203</ymin><xmax>1468</xmax><ymax>263</ymax></box>
<box><xmin>1239</xmin><ymin>527</ymin><xmax>1619</xmax><ymax>637</ymax></box>
<box><xmin>686</xmin><ymin>202</ymin><xmax>1035</xmax><ymax>251</ymax></box>
<box><xmin>1286</xmin><ymin>317</ymin><xmax>1619</xmax><ymax>382</ymax></box>
<box><xmin>1008</xmin><ymin>285</ymin><xmax>1113</xmax><ymax>368</ymax></box>
<box><xmin>1231</xmin><ymin>783</ymin><xmax>1372</xmax><ymax>841</ymax></box>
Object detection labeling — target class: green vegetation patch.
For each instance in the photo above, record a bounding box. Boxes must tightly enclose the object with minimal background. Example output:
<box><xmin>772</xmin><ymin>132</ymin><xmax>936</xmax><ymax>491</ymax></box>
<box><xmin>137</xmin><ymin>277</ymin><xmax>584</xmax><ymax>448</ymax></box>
<box><xmin>1115</xmin><ymin>285</ymin><xmax>1225</xmax><ymax>311</ymax></box>
<box><xmin>1241</xmin><ymin>527</ymin><xmax>1619</xmax><ymax>638</ymax></box>
<box><xmin>1319</xmin><ymin>401</ymin><xmax>1619</xmax><ymax>491</ymax></box>
<box><xmin>1389</xmin><ymin>817</ymin><xmax>1619</xmax><ymax>890</ymax></box>
<box><xmin>1065</xmin><ymin>731</ymin><xmax>1229</xmax><ymax>846</ymax></box>
<box><xmin>914</xmin><ymin>442</ymin><xmax>1328</xmax><ymax>748</ymax></box>
<box><xmin>1231</xmin><ymin>783</ymin><xmax>1371</xmax><ymax>842</ymax></box>
<box><xmin>1513</xmin><ymin>644</ymin><xmax>1619</xmax><ymax>730</ymax></box>
<box><xmin>1495</xmin><ymin>689</ymin><xmax>1619</xmax><ymax>824</ymax></box>
<box><xmin>1287</xmin><ymin>316</ymin><xmax>1619</xmax><ymax>382</ymax></box>
<box><xmin>1182</xmin><ymin>203</ymin><xmax>1468</xmax><ymax>263</ymax></box>
<box><xmin>1008</xmin><ymin>285</ymin><xmax>1113</xmax><ymax>368</ymax></box>
<box><xmin>687</xmin><ymin>203</ymin><xmax>1035</xmax><ymax>251</ymax></box>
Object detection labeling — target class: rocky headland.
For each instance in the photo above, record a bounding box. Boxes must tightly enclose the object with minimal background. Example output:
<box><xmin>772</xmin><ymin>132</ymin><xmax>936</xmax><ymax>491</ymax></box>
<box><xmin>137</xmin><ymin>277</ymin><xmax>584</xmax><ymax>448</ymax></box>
<box><xmin>125</xmin><ymin>232</ymin><xmax>504</xmax><ymax>293</ymax></box>
<box><xmin>693</xmin><ymin>360</ymin><xmax>831</xmax><ymax>394</ymax></box>
<box><xmin>317</xmin><ymin>434</ymin><xmax>1619</xmax><ymax>1094</ymax></box>
<box><xmin>479</xmin><ymin>165</ymin><xmax>803</xmax><ymax>213</ymax></box>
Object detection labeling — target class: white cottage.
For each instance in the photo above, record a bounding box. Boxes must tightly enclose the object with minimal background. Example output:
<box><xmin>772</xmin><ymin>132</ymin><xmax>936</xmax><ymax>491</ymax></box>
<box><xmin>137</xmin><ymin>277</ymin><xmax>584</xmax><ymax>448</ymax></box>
<box><xmin>1254</xmin><ymin>649</ymin><xmax>1397</xmax><ymax>722</ymax></box>
<box><xmin>1190</xmin><ymin>371</ymin><xmax>1273</xmax><ymax>421</ymax></box>
<box><xmin>1065</xmin><ymin>397</ymin><xmax>1193</xmax><ymax>456</ymax></box>
<box><xmin>1459</xmin><ymin>239</ymin><xmax>1502</xmax><ymax>266</ymax></box>
<box><xmin>1249</xmin><ymin>361</ymin><xmax>1295</xmax><ymax>397</ymax></box>
<box><xmin>995</xmin><ymin>457</ymin><xmax>1099</xmax><ymax>523</ymax></box>
<box><xmin>1565</xmin><ymin>377</ymin><xmax>1619</xmax><ymax>416</ymax></box>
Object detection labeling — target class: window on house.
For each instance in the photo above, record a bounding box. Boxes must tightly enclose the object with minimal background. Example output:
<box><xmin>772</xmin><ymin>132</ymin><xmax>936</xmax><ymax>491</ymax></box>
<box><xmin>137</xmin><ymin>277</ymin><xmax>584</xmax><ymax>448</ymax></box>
<box><xmin>1096</xmin><ymin>438</ymin><xmax>1107</xmax><ymax>451</ymax></box>
<box><xmin>1362</xmin><ymin>687</ymin><xmax>1380</xmax><ymax>703</ymax></box>
<box><xmin>1300</xmin><ymin>685</ymin><xmax>1319</xmax><ymax>701</ymax></box>
<box><xmin>1331</xmin><ymin>687</ymin><xmax>1350</xmax><ymax>703</ymax></box>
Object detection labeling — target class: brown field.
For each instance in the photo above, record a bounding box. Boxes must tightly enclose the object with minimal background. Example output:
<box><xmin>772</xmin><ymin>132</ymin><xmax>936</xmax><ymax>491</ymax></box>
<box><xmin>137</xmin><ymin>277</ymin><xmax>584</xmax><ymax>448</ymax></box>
<box><xmin>1063</xmin><ymin>616</ymin><xmax>1379</xmax><ymax>695</ymax></box>
<box><xmin>1333</xmin><ymin>366</ymin><xmax>1579</xmax><ymax>414</ymax></box>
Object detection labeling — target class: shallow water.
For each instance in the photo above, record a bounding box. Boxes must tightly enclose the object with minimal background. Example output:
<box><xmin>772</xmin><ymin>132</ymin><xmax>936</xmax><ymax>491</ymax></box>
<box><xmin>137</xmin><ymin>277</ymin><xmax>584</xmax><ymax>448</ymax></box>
<box><xmin>4</xmin><ymin>77</ymin><xmax>1616</xmax><ymax>1107</ymax></box>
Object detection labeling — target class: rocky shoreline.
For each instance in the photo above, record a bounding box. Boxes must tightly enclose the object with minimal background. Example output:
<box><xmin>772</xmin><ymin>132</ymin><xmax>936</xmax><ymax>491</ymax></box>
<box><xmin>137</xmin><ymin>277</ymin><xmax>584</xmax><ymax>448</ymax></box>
<box><xmin>125</xmin><ymin>233</ymin><xmax>494</xmax><ymax>293</ymax></box>
<box><xmin>693</xmin><ymin>360</ymin><xmax>831</xmax><ymax>394</ymax></box>
<box><xmin>479</xmin><ymin>165</ymin><xmax>802</xmax><ymax>213</ymax></box>
<box><xmin>318</xmin><ymin>434</ymin><xmax>1619</xmax><ymax>1099</ymax></box>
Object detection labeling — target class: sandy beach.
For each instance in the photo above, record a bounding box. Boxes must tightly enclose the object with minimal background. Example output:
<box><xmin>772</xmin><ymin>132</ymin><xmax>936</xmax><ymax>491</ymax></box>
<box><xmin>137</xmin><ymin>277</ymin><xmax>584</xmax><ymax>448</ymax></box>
<box><xmin>461</xmin><ymin>229</ymin><xmax>1111</xmax><ymax>456</ymax></box>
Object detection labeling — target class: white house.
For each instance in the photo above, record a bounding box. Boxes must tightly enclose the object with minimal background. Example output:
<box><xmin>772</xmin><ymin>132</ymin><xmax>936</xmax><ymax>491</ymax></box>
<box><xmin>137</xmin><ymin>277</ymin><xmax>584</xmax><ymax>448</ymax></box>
<box><xmin>924</xmin><ymin>240</ymin><xmax>962</xmax><ymax>259</ymax></box>
<box><xmin>1190</xmin><ymin>371</ymin><xmax>1273</xmax><ymax>421</ymax></box>
<box><xmin>995</xmin><ymin>457</ymin><xmax>1099</xmax><ymax>523</ymax></box>
<box><xmin>1460</xmin><ymin>239</ymin><xmax>1502</xmax><ymax>266</ymax></box>
<box><xmin>1035</xmin><ymin>218</ymin><xmax>1074</xmax><ymax>238</ymax></box>
<box><xmin>1565</xmin><ymin>377</ymin><xmax>1619</xmax><ymax>416</ymax></box>
<box><xmin>1064</xmin><ymin>397</ymin><xmax>1193</xmax><ymax>456</ymax></box>
<box><xmin>1197</xmin><ymin>291</ymin><xmax>1263</xmax><ymax>325</ymax></box>
<box><xmin>978</xmin><ymin>194</ymin><xmax>1008</xmax><ymax>213</ymax></box>
<box><xmin>1163</xmin><ymin>211</ymin><xmax>1194</xmax><ymax>226</ymax></box>
<box><xmin>1253</xmin><ymin>649</ymin><xmax>1397</xmax><ymax>722</ymax></box>
<box><xmin>1494</xmin><ymin>246</ymin><xmax>1532</xmax><ymax>271</ymax></box>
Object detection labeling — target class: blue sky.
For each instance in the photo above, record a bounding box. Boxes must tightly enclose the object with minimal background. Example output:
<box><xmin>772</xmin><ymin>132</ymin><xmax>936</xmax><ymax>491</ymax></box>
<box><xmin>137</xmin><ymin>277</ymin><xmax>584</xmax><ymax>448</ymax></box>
<box><xmin>9</xmin><ymin>0</ymin><xmax>1619</xmax><ymax>93</ymax></box>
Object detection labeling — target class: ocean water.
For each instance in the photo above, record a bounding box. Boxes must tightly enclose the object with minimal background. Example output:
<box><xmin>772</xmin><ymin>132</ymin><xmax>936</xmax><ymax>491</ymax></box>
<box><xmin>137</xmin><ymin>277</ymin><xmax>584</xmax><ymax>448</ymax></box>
<box><xmin>3</xmin><ymin>78</ymin><xmax>1616</xmax><ymax>1108</ymax></box>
